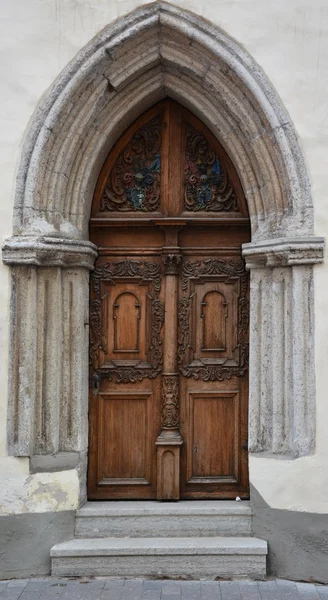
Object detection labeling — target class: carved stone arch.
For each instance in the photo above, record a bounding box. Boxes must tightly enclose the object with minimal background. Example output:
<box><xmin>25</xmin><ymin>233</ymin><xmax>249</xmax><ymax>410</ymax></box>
<box><xmin>2</xmin><ymin>3</ymin><xmax>324</xmax><ymax>492</ymax></box>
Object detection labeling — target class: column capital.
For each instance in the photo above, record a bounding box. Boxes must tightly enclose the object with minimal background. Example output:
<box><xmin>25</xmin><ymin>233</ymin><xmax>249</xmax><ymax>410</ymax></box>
<box><xmin>2</xmin><ymin>236</ymin><xmax>98</xmax><ymax>270</ymax></box>
<box><xmin>162</xmin><ymin>252</ymin><xmax>182</xmax><ymax>275</ymax></box>
<box><xmin>242</xmin><ymin>236</ymin><xmax>325</xmax><ymax>269</ymax></box>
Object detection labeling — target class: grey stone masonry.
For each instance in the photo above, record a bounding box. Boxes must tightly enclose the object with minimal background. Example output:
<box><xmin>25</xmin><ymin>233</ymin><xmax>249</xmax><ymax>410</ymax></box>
<box><xmin>51</xmin><ymin>500</ymin><xmax>266</xmax><ymax>580</ymax></box>
<box><xmin>75</xmin><ymin>501</ymin><xmax>252</xmax><ymax>538</ymax></box>
<box><xmin>0</xmin><ymin>578</ymin><xmax>327</xmax><ymax>600</ymax></box>
<box><xmin>51</xmin><ymin>536</ymin><xmax>267</xmax><ymax>579</ymax></box>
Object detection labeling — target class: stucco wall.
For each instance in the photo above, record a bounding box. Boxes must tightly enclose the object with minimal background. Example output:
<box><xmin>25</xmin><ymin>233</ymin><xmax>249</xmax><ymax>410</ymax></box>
<box><xmin>0</xmin><ymin>0</ymin><xmax>328</xmax><ymax>516</ymax></box>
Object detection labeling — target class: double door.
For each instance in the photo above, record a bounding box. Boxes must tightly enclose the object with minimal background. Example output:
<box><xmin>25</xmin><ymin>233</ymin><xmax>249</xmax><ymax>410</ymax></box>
<box><xmin>88</xmin><ymin>100</ymin><xmax>250</xmax><ymax>500</ymax></box>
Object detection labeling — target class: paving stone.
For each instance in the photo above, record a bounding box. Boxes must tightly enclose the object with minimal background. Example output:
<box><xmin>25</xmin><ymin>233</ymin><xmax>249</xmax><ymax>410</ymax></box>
<box><xmin>276</xmin><ymin>580</ymin><xmax>300</xmax><ymax>600</ymax></box>
<box><xmin>162</xmin><ymin>581</ymin><xmax>181</xmax><ymax>595</ymax></box>
<box><xmin>1</xmin><ymin>578</ymin><xmax>328</xmax><ymax>600</ymax></box>
<box><xmin>219</xmin><ymin>581</ymin><xmax>241</xmax><ymax>600</ymax></box>
<box><xmin>121</xmin><ymin>580</ymin><xmax>143</xmax><ymax>600</ymax></box>
<box><xmin>142</xmin><ymin>581</ymin><xmax>162</xmax><ymax>591</ymax></box>
<box><xmin>201</xmin><ymin>580</ymin><xmax>221</xmax><ymax>599</ymax></box>
<box><xmin>258</xmin><ymin>580</ymin><xmax>282</xmax><ymax>600</ymax></box>
<box><xmin>7</xmin><ymin>582</ymin><xmax>28</xmax><ymax>589</ymax></box>
<box><xmin>296</xmin><ymin>584</ymin><xmax>321</xmax><ymax>599</ymax></box>
<box><xmin>239</xmin><ymin>581</ymin><xmax>262</xmax><ymax>600</ymax></box>
<box><xmin>18</xmin><ymin>592</ymin><xmax>43</xmax><ymax>600</ymax></box>
<box><xmin>141</xmin><ymin>588</ymin><xmax>161</xmax><ymax>600</ymax></box>
<box><xmin>181</xmin><ymin>581</ymin><xmax>201</xmax><ymax>600</ymax></box>
<box><xmin>24</xmin><ymin>581</ymin><xmax>50</xmax><ymax>591</ymax></box>
<box><xmin>37</xmin><ymin>589</ymin><xmax>64</xmax><ymax>600</ymax></box>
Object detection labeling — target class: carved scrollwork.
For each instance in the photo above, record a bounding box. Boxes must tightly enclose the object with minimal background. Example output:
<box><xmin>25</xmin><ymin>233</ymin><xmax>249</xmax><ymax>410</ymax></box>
<box><xmin>162</xmin><ymin>253</ymin><xmax>182</xmax><ymax>275</ymax></box>
<box><xmin>161</xmin><ymin>374</ymin><xmax>180</xmax><ymax>428</ymax></box>
<box><xmin>184</xmin><ymin>123</ymin><xmax>239</xmax><ymax>212</ymax></box>
<box><xmin>178</xmin><ymin>258</ymin><xmax>249</xmax><ymax>381</ymax></box>
<box><xmin>100</xmin><ymin>116</ymin><xmax>161</xmax><ymax>212</ymax></box>
<box><xmin>90</xmin><ymin>259</ymin><xmax>164</xmax><ymax>383</ymax></box>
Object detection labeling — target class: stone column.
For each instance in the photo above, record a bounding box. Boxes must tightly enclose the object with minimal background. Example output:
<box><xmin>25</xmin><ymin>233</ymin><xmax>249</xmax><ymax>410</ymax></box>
<box><xmin>242</xmin><ymin>237</ymin><xmax>324</xmax><ymax>458</ymax></box>
<box><xmin>156</xmin><ymin>251</ymin><xmax>183</xmax><ymax>500</ymax></box>
<box><xmin>2</xmin><ymin>236</ymin><xmax>97</xmax><ymax>501</ymax></box>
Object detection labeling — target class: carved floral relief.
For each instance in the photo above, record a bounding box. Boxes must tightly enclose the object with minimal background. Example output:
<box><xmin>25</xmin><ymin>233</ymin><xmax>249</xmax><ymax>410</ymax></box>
<box><xmin>184</xmin><ymin>124</ymin><xmax>239</xmax><ymax>212</ymax></box>
<box><xmin>100</xmin><ymin>116</ymin><xmax>161</xmax><ymax>212</ymax></box>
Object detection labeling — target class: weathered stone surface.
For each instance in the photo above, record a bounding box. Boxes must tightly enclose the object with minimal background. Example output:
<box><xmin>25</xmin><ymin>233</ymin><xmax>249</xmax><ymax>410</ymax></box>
<box><xmin>2</xmin><ymin>237</ymin><xmax>97</xmax><ymax>270</ymax></box>
<box><xmin>247</xmin><ymin>263</ymin><xmax>316</xmax><ymax>456</ymax></box>
<box><xmin>242</xmin><ymin>237</ymin><xmax>325</xmax><ymax>268</ymax></box>
<box><xmin>75</xmin><ymin>501</ymin><xmax>252</xmax><ymax>538</ymax></box>
<box><xmin>7</xmin><ymin>265</ymin><xmax>90</xmax><ymax>460</ymax></box>
<box><xmin>51</xmin><ymin>536</ymin><xmax>267</xmax><ymax>579</ymax></box>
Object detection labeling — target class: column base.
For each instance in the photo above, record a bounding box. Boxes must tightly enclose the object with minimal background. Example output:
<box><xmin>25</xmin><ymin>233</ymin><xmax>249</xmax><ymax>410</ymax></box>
<box><xmin>156</xmin><ymin>430</ymin><xmax>183</xmax><ymax>500</ymax></box>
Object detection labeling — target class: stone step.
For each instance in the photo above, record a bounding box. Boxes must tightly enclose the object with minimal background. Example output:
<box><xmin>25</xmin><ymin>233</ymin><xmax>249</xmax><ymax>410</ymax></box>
<box><xmin>75</xmin><ymin>501</ymin><xmax>252</xmax><ymax>538</ymax></box>
<box><xmin>51</xmin><ymin>536</ymin><xmax>267</xmax><ymax>579</ymax></box>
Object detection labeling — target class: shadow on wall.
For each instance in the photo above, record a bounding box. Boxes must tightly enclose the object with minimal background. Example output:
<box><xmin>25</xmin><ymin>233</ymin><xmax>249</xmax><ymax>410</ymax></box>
<box><xmin>0</xmin><ymin>511</ymin><xmax>75</xmax><ymax>579</ymax></box>
<box><xmin>251</xmin><ymin>485</ymin><xmax>328</xmax><ymax>584</ymax></box>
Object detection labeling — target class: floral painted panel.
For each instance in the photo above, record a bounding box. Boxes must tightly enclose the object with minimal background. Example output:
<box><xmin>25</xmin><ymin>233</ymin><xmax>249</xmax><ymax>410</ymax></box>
<box><xmin>184</xmin><ymin>124</ymin><xmax>239</xmax><ymax>212</ymax></box>
<box><xmin>101</xmin><ymin>116</ymin><xmax>161</xmax><ymax>212</ymax></box>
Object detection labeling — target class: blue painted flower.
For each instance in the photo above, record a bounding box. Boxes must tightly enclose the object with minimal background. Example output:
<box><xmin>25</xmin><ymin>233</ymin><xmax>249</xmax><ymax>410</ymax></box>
<box><xmin>144</xmin><ymin>173</ymin><xmax>154</xmax><ymax>186</ymax></box>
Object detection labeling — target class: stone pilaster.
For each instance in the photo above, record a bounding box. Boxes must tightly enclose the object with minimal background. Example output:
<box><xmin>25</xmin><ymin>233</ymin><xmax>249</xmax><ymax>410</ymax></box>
<box><xmin>3</xmin><ymin>236</ymin><xmax>97</xmax><ymax>473</ymax></box>
<box><xmin>243</xmin><ymin>237</ymin><xmax>324</xmax><ymax>457</ymax></box>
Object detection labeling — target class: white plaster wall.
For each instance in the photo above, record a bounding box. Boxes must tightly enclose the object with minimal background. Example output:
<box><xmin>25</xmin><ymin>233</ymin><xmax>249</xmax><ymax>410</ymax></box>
<box><xmin>0</xmin><ymin>0</ymin><xmax>328</xmax><ymax>514</ymax></box>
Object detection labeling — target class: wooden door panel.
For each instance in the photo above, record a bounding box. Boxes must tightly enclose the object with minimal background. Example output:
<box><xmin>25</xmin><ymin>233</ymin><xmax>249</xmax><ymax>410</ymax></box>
<box><xmin>193</xmin><ymin>278</ymin><xmax>239</xmax><ymax>363</ymax></box>
<box><xmin>186</xmin><ymin>391</ymin><xmax>239</xmax><ymax>483</ymax></box>
<box><xmin>101</xmin><ymin>281</ymin><xmax>148</xmax><ymax>363</ymax></box>
<box><xmin>88</xmin><ymin>255</ymin><xmax>163</xmax><ymax>499</ymax></box>
<box><xmin>98</xmin><ymin>393</ymin><xmax>152</xmax><ymax>484</ymax></box>
<box><xmin>179</xmin><ymin>254</ymin><xmax>249</xmax><ymax>498</ymax></box>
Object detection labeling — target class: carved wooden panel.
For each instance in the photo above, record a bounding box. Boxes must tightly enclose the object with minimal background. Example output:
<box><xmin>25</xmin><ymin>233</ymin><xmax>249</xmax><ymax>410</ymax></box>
<box><xmin>201</xmin><ymin>291</ymin><xmax>227</xmax><ymax>351</ymax></box>
<box><xmin>186</xmin><ymin>391</ymin><xmax>239</xmax><ymax>484</ymax></box>
<box><xmin>184</xmin><ymin>123</ymin><xmax>239</xmax><ymax>212</ymax></box>
<box><xmin>178</xmin><ymin>258</ymin><xmax>249</xmax><ymax>380</ymax></box>
<box><xmin>90</xmin><ymin>259</ymin><xmax>164</xmax><ymax>383</ymax></box>
<box><xmin>98</xmin><ymin>392</ymin><xmax>152</xmax><ymax>486</ymax></box>
<box><xmin>100</xmin><ymin>116</ymin><xmax>161</xmax><ymax>212</ymax></box>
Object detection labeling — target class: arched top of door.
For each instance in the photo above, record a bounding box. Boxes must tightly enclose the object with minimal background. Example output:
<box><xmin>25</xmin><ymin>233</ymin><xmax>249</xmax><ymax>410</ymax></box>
<box><xmin>91</xmin><ymin>99</ymin><xmax>249</xmax><ymax>227</ymax></box>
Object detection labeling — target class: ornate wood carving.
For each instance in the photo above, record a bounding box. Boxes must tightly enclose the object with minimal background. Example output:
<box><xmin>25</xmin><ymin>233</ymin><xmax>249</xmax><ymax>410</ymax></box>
<box><xmin>178</xmin><ymin>258</ymin><xmax>249</xmax><ymax>380</ymax></box>
<box><xmin>90</xmin><ymin>259</ymin><xmax>164</xmax><ymax>382</ymax></box>
<box><xmin>100</xmin><ymin>116</ymin><xmax>161</xmax><ymax>212</ymax></box>
<box><xmin>184</xmin><ymin>123</ymin><xmax>239</xmax><ymax>212</ymax></box>
<box><xmin>162</xmin><ymin>253</ymin><xmax>182</xmax><ymax>275</ymax></box>
<box><xmin>161</xmin><ymin>374</ymin><xmax>180</xmax><ymax>428</ymax></box>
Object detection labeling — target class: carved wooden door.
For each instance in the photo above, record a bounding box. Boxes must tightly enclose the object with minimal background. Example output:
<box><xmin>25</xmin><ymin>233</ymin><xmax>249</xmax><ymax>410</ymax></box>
<box><xmin>88</xmin><ymin>100</ymin><xmax>250</xmax><ymax>500</ymax></box>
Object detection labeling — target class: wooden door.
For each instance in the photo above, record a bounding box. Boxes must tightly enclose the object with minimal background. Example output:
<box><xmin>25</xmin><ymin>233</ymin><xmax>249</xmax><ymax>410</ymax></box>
<box><xmin>88</xmin><ymin>99</ymin><xmax>250</xmax><ymax>500</ymax></box>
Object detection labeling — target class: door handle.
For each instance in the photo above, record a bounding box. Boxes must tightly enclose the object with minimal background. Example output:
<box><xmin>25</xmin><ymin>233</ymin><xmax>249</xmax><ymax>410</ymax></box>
<box><xmin>91</xmin><ymin>372</ymin><xmax>101</xmax><ymax>396</ymax></box>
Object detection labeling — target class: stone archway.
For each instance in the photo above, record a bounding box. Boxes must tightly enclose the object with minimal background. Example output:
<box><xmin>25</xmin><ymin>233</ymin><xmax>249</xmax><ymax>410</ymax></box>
<box><xmin>2</xmin><ymin>2</ymin><xmax>324</xmax><ymax>501</ymax></box>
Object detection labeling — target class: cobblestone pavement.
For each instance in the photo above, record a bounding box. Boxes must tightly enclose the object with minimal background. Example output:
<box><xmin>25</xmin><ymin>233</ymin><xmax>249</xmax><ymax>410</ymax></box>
<box><xmin>0</xmin><ymin>579</ymin><xmax>327</xmax><ymax>600</ymax></box>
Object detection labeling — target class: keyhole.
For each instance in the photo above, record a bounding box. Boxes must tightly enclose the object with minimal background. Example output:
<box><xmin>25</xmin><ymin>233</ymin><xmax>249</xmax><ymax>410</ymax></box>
<box><xmin>193</xmin><ymin>446</ymin><xmax>198</xmax><ymax>454</ymax></box>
